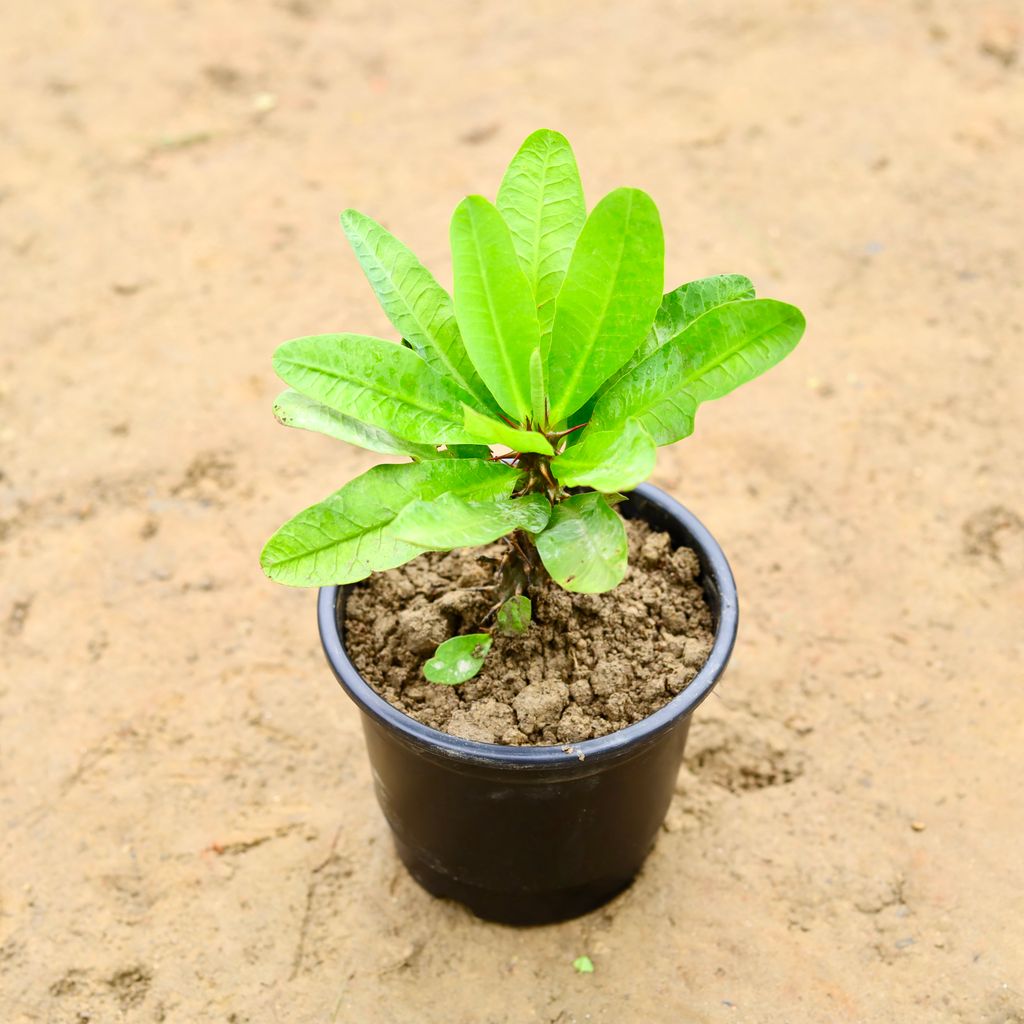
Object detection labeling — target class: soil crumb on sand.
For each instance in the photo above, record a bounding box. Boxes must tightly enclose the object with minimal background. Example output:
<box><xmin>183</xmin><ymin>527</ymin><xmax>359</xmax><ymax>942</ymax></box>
<box><xmin>345</xmin><ymin>518</ymin><xmax>714</xmax><ymax>746</ymax></box>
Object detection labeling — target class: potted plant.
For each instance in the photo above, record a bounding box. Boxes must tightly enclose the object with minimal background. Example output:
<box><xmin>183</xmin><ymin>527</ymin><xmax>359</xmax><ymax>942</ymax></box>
<box><xmin>262</xmin><ymin>129</ymin><xmax>805</xmax><ymax>924</ymax></box>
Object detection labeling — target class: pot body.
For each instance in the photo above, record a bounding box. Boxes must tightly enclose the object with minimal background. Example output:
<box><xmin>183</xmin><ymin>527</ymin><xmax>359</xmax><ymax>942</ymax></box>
<box><xmin>318</xmin><ymin>484</ymin><xmax>738</xmax><ymax>925</ymax></box>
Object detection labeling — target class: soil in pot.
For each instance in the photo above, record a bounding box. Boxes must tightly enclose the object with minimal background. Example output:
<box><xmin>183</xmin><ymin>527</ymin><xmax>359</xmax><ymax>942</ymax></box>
<box><xmin>345</xmin><ymin>517</ymin><xmax>714</xmax><ymax>747</ymax></box>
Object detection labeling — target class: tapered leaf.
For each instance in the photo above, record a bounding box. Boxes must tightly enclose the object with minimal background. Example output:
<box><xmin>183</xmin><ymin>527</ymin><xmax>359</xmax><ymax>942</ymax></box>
<box><xmin>496</xmin><ymin>595</ymin><xmax>532</xmax><ymax>635</ymax></box>
<box><xmin>546</xmin><ymin>188</ymin><xmax>664</xmax><ymax>424</ymax></box>
<box><xmin>340</xmin><ymin>209</ymin><xmax>496</xmax><ymax>412</ymax></box>
<box><xmin>496</xmin><ymin>129</ymin><xmax>586</xmax><ymax>349</ymax></box>
<box><xmin>591</xmin><ymin>299</ymin><xmax>805</xmax><ymax>445</ymax></box>
<box><xmin>273</xmin><ymin>334</ymin><xmax>479</xmax><ymax>445</ymax></box>
<box><xmin>393</xmin><ymin>492</ymin><xmax>551</xmax><ymax>550</ymax></box>
<box><xmin>424</xmin><ymin>634</ymin><xmax>492</xmax><ymax>685</ymax></box>
<box><xmin>607</xmin><ymin>274</ymin><xmax>756</xmax><ymax>391</ymax></box>
<box><xmin>273</xmin><ymin>389</ymin><xmax>439</xmax><ymax>459</ymax></box>
<box><xmin>260</xmin><ymin>460</ymin><xmax>520</xmax><ymax>586</ymax></box>
<box><xmin>654</xmin><ymin>274</ymin><xmax>755</xmax><ymax>343</ymax></box>
<box><xmin>463</xmin><ymin>404</ymin><xmax>554</xmax><ymax>455</ymax></box>
<box><xmin>535</xmin><ymin>493</ymin><xmax>628</xmax><ymax>593</ymax></box>
<box><xmin>450</xmin><ymin>196</ymin><xmax>542</xmax><ymax>423</ymax></box>
<box><xmin>551</xmin><ymin>418</ymin><xmax>656</xmax><ymax>492</ymax></box>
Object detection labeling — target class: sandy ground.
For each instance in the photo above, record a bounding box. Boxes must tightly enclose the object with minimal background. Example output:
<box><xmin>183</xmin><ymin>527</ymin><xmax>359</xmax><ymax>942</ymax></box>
<box><xmin>2</xmin><ymin>1</ymin><xmax>1023</xmax><ymax>1021</ymax></box>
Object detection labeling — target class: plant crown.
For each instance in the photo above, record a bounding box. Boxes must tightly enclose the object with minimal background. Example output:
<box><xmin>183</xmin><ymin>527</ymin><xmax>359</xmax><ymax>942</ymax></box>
<box><xmin>261</xmin><ymin>129</ymin><xmax>805</xmax><ymax>682</ymax></box>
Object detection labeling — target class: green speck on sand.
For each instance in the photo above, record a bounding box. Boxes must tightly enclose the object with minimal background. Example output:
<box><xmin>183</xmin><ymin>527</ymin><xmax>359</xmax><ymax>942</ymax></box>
<box><xmin>573</xmin><ymin>955</ymin><xmax>594</xmax><ymax>974</ymax></box>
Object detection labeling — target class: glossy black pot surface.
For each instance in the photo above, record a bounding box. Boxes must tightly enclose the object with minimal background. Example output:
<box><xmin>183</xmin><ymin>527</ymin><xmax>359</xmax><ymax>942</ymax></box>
<box><xmin>318</xmin><ymin>484</ymin><xmax>738</xmax><ymax>925</ymax></box>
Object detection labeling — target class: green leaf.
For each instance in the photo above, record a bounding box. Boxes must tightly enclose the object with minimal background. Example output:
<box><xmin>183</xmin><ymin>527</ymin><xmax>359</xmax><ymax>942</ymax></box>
<box><xmin>496</xmin><ymin>595</ymin><xmax>532</xmax><ymax>635</ymax></box>
<box><xmin>496</xmin><ymin>129</ymin><xmax>586</xmax><ymax>351</ymax></box>
<box><xmin>445</xmin><ymin>444</ymin><xmax>492</xmax><ymax>459</ymax></box>
<box><xmin>592</xmin><ymin>299</ymin><xmax>805</xmax><ymax>445</ymax></box>
<box><xmin>605</xmin><ymin>274</ymin><xmax>757</xmax><ymax>392</ymax></box>
<box><xmin>340</xmin><ymin>209</ymin><xmax>496</xmax><ymax>412</ymax></box>
<box><xmin>654</xmin><ymin>274</ymin><xmax>756</xmax><ymax>343</ymax></box>
<box><xmin>463</xmin><ymin>404</ymin><xmax>554</xmax><ymax>455</ymax></box>
<box><xmin>273</xmin><ymin>333</ymin><xmax>480</xmax><ymax>445</ymax></box>
<box><xmin>572</xmin><ymin>956</ymin><xmax>595</xmax><ymax>975</ymax></box>
<box><xmin>423</xmin><ymin>634</ymin><xmax>492</xmax><ymax>685</ymax></box>
<box><xmin>546</xmin><ymin>188</ymin><xmax>664</xmax><ymax>424</ymax></box>
<box><xmin>551</xmin><ymin>418</ymin><xmax>656</xmax><ymax>492</ymax></box>
<box><xmin>535</xmin><ymin>493</ymin><xmax>628</xmax><ymax>594</ymax></box>
<box><xmin>450</xmin><ymin>195</ymin><xmax>543</xmax><ymax>424</ymax></box>
<box><xmin>260</xmin><ymin>460</ymin><xmax>519</xmax><ymax>586</ymax></box>
<box><xmin>393</xmin><ymin>493</ymin><xmax>551</xmax><ymax>549</ymax></box>
<box><xmin>273</xmin><ymin>389</ymin><xmax>439</xmax><ymax>459</ymax></box>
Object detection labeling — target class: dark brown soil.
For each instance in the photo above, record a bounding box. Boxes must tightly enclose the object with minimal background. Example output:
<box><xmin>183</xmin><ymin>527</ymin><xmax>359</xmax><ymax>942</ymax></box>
<box><xmin>345</xmin><ymin>518</ymin><xmax>715</xmax><ymax>745</ymax></box>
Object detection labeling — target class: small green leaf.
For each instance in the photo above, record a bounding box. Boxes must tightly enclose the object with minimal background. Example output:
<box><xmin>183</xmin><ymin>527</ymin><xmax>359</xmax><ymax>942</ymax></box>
<box><xmin>496</xmin><ymin>595</ymin><xmax>532</xmax><ymax>635</ymax></box>
<box><xmin>463</xmin><ymin>404</ymin><xmax>554</xmax><ymax>455</ymax></box>
<box><xmin>273</xmin><ymin>334</ymin><xmax>481</xmax><ymax>445</ymax></box>
<box><xmin>424</xmin><ymin>634</ymin><xmax>492</xmax><ymax>685</ymax></box>
<box><xmin>592</xmin><ymin>299</ymin><xmax>805</xmax><ymax>445</ymax></box>
<box><xmin>340</xmin><ymin>209</ymin><xmax>497</xmax><ymax>412</ymax></box>
<box><xmin>393</xmin><ymin>493</ymin><xmax>551</xmax><ymax>550</ymax></box>
<box><xmin>260</xmin><ymin>460</ymin><xmax>520</xmax><ymax>587</ymax></box>
<box><xmin>496</xmin><ymin>129</ymin><xmax>586</xmax><ymax>351</ymax></box>
<box><xmin>445</xmin><ymin>444</ymin><xmax>492</xmax><ymax>459</ymax></box>
<box><xmin>535</xmin><ymin>493</ymin><xmax>628</xmax><ymax>593</ymax></box>
<box><xmin>451</xmin><ymin>195</ymin><xmax>542</xmax><ymax>423</ymax></box>
<box><xmin>273</xmin><ymin>389</ymin><xmax>439</xmax><ymax>459</ymax></box>
<box><xmin>546</xmin><ymin>188</ymin><xmax>664</xmax><ymax>423</ymax></box>
<box><xmin>551</xmin><ymin>418</ymin><xmax>656</xmax><ymax>492</ymax></box>
<box><xmin>572</xmin><ymin>956</ymin><xmax>595</xmax><ymax>974</ymax></box>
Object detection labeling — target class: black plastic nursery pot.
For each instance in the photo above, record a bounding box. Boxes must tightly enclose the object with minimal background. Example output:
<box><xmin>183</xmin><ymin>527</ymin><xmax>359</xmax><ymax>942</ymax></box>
<box><xmin>317</xmin><ymin>483</ymin><xmax>738</xmax><ymax>926</ymax></box>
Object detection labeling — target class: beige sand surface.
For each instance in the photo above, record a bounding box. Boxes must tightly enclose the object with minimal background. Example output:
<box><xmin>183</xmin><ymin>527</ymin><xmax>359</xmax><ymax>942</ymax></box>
<box><xmin>2</xmin><ymin>2</ymin><xmax>1022</xmax><ymax>1021</ymax></box>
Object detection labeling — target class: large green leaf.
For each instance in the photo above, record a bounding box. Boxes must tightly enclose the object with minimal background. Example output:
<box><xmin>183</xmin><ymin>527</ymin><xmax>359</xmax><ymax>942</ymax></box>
<box><xmin>463</xmin><ymin>404</ymin><xmax>554</xmax><ymax>456</ymax></box>
<box><xmin>496</xmin><ymin>129</ymin><xmax>586</xmax><ymax>350</ymax></box>
<box><xmin>273</xmin><ymin>333</ymin><xmax>479</xmax><ymax>445</ymax></box>
<box><xmin>260</xmin><ymin>460</ymin><xmax>519</xmax><ymax>586</ymax></box>
<box><xmin>340</xmin><ymin>209</ymin><xmax>496</xmax><ymax>413</ymax></box>
<box><xmin>450</xmin><ymin>195</ymin><xmax>543</xmax><ymax>424</ymax></box>
<box><xmin>423</xmin><ymin>634</ymin><xmax>492</xmax><ymax>685</ymax></box>
<box><xmin>546</xmin><ymin>188</ymin><xmax>664</xmax><ymax>424</ymax></box>
<box><xmin>591</xmin><ymin>299</ymin><xmax>805</xmax><ymax>445</ymax></box>
<box><xmin>550</xmin><ymin>418</ymin><xmax>656</xmax><ymax>492</ymax></box>
<box><xmin>273</xmin><ymin>389</ymin><xmax>439</xmax><ymax>459</ymax></box>
<box><xmin>535</xmin><ymin>493</ymin><xmax>628</xmax><ymax>593</ymax></box>
<box><xmin>393</xmin><ymin>492</ymin><xmax>551</xmax><ymax>550</ymax></box>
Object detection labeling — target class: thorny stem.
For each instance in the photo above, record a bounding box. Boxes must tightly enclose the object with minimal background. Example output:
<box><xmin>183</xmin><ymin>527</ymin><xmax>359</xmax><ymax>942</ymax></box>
<box><xmin>484</xmin><ymin>420</ymin><xmax>589</xmax><ymax>605</ymax></box>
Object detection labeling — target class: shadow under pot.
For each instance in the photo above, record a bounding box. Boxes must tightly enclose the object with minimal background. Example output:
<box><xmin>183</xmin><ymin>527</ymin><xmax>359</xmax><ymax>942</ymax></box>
<box><xmin>317</xmin><ymin>483</ymin><xmax>738</xmax><ymax>925</ymax></box>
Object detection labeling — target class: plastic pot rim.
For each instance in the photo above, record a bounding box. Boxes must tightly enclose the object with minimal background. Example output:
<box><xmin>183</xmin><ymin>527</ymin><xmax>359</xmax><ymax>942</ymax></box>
<box><xmin>318</xmin><ymin>483</ymin><xmax>738</xmax><ymax>771</ymax></box>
